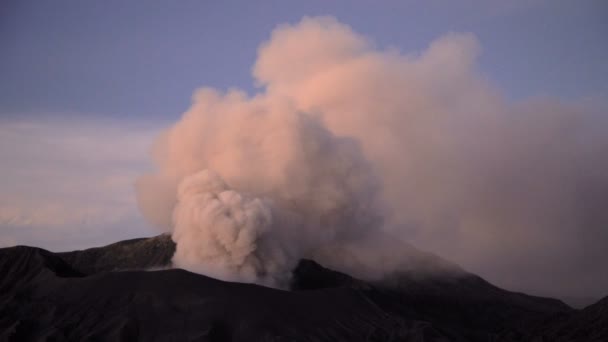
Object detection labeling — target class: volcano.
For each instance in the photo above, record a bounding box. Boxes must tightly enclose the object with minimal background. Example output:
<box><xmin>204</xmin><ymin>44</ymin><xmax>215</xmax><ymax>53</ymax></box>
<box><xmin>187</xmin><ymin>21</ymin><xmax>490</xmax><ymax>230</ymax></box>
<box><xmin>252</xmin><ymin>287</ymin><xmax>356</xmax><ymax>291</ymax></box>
<box><xmin>1</xmin><ymin>235</ymin><xmax>606</xmax><ymax>341</ymax></box>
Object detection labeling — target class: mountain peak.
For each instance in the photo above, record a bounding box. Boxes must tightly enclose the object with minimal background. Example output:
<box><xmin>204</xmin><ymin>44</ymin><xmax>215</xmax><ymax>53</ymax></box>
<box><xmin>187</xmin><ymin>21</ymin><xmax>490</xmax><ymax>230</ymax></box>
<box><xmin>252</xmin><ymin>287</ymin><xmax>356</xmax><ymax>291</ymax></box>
<box><xmin>2</xmin><ymin>236</ymin><xmax>605</xmax><ymax>341</ymax></box>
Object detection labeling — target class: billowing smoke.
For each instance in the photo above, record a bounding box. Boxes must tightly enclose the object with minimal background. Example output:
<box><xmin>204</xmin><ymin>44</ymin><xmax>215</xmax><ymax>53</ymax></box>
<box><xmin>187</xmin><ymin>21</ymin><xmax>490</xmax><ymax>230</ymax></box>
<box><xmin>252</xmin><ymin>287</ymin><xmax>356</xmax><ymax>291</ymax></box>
<box><xmin>137</xmin><ymin>17</ymin><xmax>608</xmax><ymax>296</ymax></box>
<box><xmin>137</xmin><ymin>89</ymin><xmax>384</xmax><ymax>286</ymax></box>
<box><xmin>172</xmin><ymin>170</ymin><xmax>275</xmax><ymax>284</ymax></box>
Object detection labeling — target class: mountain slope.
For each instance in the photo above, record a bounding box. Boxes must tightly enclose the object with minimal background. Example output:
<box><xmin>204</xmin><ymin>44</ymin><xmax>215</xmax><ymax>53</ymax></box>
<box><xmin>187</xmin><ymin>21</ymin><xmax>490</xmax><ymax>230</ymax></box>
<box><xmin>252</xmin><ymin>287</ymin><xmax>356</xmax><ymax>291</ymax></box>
<box><xmin>57</xmin><ymin>234</ymin><xmax>174</xmax><ymax>274</ymax></box>
<box><xmin>0</xmin><ymin>245</ymin><xmax>442</xmax><ymax>341</ymax></box>
<box><xmin>528</xmin><ymin>296</ymin><xmax>608</xmax><ymax>341</ymax></box>
<box><xmin>1</xmin><ymin>236</ymin><xmax>605</xmax><ymax>341</ymax></box>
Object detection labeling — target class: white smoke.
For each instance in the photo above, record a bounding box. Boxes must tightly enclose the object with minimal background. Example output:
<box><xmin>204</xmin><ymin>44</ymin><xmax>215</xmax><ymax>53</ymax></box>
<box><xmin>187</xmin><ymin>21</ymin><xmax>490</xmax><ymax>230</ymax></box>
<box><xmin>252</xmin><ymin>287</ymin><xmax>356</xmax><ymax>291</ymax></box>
<box><xmin>137</xmin><ymin>16</ymin><xmax>608</xmax><ymax>296</ymax></box>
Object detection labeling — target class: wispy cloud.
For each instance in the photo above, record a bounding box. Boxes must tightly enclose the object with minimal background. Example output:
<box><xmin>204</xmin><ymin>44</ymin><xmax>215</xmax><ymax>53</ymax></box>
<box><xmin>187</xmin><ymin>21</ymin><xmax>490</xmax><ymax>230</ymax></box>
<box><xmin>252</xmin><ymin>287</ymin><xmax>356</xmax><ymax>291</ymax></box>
<box><xmin>0</xmin><ymin>115</ymin><xmax>162</xmax><ymax>251</ymax></box>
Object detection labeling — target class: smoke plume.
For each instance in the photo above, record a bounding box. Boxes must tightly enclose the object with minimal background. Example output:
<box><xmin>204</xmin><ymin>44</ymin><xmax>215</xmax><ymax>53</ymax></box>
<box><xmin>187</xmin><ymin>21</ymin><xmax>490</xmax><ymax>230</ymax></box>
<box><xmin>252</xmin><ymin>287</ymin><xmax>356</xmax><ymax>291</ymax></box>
<box><xmin>137</xmin><ymin>17</ymin><xmax>608</xmax><ymax>296</ymax></box>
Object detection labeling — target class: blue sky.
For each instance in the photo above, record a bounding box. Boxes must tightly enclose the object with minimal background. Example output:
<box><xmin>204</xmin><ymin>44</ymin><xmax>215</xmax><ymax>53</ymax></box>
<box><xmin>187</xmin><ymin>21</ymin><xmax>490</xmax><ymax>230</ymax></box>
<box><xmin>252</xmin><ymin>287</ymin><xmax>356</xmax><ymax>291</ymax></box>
<box><xmin>0</xmin><ymin>0</ymin><xmax>607</xmax><ymax>299</ymax></box>
<box><xmin>1</xmin><ymin>0</ymin><xmax>606</xmax><ymax>119</ymax></box>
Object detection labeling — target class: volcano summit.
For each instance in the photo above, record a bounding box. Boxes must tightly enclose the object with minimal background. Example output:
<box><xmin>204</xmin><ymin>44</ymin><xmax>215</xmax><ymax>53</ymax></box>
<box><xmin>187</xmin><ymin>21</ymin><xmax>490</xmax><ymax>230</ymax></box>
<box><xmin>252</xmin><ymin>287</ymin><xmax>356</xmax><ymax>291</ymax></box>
<box><xmin>1</xmin><ymin>235</ymin><xmax>606</xmax><ymax>341</ymax></box>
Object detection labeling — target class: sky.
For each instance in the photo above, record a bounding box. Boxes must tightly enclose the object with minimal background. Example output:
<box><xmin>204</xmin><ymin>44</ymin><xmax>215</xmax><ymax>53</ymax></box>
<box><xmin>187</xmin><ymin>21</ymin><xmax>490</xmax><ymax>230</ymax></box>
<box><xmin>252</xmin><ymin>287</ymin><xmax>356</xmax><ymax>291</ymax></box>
<box><xmin>0</xmin><ymin>1</ymin><xmax>607</xmax><ymax>299</ymax></box>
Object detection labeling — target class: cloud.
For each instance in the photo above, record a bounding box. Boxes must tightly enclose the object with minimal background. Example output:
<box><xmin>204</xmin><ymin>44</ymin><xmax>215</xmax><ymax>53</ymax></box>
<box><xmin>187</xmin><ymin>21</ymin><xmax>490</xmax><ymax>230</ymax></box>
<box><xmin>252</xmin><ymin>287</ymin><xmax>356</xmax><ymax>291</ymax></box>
<box><xmin>0</xmin><ymin>116</ymin><xmax>161</xmax><ymax>251</ymax></box>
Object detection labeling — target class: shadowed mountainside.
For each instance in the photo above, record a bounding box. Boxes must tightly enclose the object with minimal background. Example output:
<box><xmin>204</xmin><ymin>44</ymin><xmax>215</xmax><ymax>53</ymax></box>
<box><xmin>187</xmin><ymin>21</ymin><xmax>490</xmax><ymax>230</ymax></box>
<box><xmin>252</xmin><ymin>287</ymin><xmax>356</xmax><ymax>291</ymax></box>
<box><xmin>1</xmin><ymin>236</ymin><xmax>606</xmax><ymax>341</ymax></box>
<box><xmin>57</xmin><ymin>234</ymin><xmax>175</xmax><ymax>274</ymax></box>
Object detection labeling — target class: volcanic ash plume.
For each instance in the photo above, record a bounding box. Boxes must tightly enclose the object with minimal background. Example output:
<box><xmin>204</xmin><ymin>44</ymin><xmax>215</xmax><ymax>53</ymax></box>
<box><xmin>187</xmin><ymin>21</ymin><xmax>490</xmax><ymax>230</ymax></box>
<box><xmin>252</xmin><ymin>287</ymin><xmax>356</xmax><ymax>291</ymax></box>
<box><xmin>171</xmin><ymin>170</ymin><xmax>274</xmax><ymax>284</ymax></box>
<box><xmin>137</xmin><ymin>89</ymin><xmax>382</xmax><ymax>286</ymax></box>
<box><xmin>137</xmin><ymin>16</ymin><xmax>608</xmax><ymax>295</ymax></box>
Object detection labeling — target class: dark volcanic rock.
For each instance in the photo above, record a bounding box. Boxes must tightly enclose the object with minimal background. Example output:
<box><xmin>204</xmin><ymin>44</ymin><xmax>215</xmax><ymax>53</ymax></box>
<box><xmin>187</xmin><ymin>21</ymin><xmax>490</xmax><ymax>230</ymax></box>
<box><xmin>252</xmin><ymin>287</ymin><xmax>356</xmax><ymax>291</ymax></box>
<box><xmin>291</xmin><ymin>259</ymin><xmax>369</xmax><ymax>290</ymax></box>
<box><xmin>57</xmin><ymin>234</ymin><xmax>175</xmax><ymax>274</ymax></box>
<box><xmin>0</xmin><ymin>245</ymin><xmax>437</xmax><ymax>341</ymax></box>
<box><xmin>1</xmin><ymin>236</ymin><xmax>606</xmax><ymax>341</ymax></box>
<box><xmin>290</xmin><ymin>259</ymin><xmax>574</xmax><ymax>341</ymax></box>
<box><xmin>527</xmin><ymin>296</ymin><xmax>608</xmax><ymax>341</ymax></box>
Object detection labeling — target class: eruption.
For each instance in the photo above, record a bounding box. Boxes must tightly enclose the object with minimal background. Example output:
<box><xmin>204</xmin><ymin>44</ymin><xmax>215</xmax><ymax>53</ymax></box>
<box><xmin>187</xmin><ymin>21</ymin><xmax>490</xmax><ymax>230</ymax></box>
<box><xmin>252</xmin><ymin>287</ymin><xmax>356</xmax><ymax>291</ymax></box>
<box><xmin>137</xmin><ymin>89</ymin><xmax>383</xmax><ymax>286</ymax></box>
<box><xmin>137</xmin><ymin>17</ymin><xmax>608</xmax><ymax>295</ymax></box>
<box><xmin>172</xmin><ymin>170</ymin><xmax>275</xmax><ymax>284</ymax></box>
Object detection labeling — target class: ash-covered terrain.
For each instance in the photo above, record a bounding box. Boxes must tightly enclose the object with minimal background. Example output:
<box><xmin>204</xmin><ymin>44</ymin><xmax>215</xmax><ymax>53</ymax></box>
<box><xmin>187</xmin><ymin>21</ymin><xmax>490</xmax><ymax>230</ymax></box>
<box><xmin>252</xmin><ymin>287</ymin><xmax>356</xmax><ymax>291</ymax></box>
<box><xmin>1</xmin><ymin>235</ymin><xmax>606</xmax><ymax>341</ymax></box>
